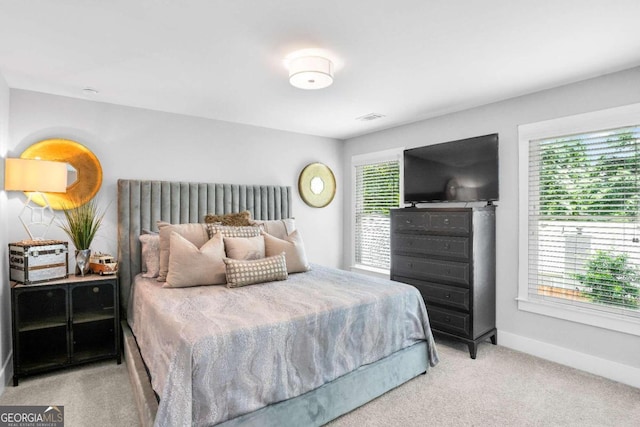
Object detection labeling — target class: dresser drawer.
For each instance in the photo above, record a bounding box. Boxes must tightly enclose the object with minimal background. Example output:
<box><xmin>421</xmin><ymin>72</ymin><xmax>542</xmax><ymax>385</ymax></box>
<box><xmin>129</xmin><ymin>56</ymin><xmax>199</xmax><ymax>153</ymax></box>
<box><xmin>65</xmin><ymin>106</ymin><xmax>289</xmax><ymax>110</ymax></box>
<box><xmin>415</xmin><ymin>281</ymin><xmax>469</xmax><ymax>311</ymax></box>
<box><xmin>393</xmin><ymin>235</ymin><xmax>469</xmax><ymax>260</ymax></box>
<box><xmin>429</xmin><ymin>211</ymin><xmax>470</xmax><ymax>233</ymax></box>
<box><xmin>393</xmin><ymin>210</ymin><xmax>471</xmax><ymax>234</ymax></box>
<box><xmin>393</xmin><ymin>255</ymin><xmax>470</xmax><ymax>286</ymax></box>
<box><xmin>428</xmin><ymin>306</ymin><xmax>470</xmax><ymax>337</ymax></box>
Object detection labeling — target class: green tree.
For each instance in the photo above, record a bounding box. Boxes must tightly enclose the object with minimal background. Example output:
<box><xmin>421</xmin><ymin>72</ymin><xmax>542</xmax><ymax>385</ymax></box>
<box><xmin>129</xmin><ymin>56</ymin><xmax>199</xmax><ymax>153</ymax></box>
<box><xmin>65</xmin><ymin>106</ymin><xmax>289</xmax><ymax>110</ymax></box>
<box><xmin>575</xmin><ymin>251</ymin><xmax>640</xmax><ymax>308</ymax></box>
<box><xmin>539</xmin><ymin>130</ymin><xmax>640</xmax><ymax>219</ymax></box>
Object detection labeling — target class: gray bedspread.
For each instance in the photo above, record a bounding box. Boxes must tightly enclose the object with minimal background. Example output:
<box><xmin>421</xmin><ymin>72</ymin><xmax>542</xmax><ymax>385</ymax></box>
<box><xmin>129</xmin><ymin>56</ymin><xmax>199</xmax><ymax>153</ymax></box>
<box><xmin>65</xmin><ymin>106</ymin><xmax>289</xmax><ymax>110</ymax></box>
<box><xmin>128</xmin><ymin>264</ymin><xmax>439</xmax><ymax>427</ymax></box>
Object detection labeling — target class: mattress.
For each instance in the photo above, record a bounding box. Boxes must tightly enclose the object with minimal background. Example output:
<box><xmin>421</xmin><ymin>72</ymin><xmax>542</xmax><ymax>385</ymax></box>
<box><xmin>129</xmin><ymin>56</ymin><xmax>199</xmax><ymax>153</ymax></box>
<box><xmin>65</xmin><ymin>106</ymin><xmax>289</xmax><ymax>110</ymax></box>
<box><xmin>128</xmin><ymin>264</ymin><xmax>439</xmax><ymax>426</ymax></box>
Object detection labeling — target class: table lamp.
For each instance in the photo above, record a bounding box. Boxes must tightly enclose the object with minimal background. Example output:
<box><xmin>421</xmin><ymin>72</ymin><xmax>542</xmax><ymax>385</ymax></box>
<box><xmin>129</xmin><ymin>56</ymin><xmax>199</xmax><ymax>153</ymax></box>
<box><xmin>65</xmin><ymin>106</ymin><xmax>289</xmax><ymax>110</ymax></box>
<box><xmin>5</xmin><ymin>158</ymin><xmax>68</xmax><ymax>240</ymax></box>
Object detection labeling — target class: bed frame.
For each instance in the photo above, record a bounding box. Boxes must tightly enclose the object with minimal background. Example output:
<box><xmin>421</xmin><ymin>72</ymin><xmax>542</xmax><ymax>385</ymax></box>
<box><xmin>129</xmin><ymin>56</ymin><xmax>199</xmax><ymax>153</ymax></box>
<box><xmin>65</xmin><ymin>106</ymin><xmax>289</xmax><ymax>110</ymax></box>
<box><xmin>117</xmin><ymin>179</ymin><xmax>429</xmax><ymax>427</ymax></box>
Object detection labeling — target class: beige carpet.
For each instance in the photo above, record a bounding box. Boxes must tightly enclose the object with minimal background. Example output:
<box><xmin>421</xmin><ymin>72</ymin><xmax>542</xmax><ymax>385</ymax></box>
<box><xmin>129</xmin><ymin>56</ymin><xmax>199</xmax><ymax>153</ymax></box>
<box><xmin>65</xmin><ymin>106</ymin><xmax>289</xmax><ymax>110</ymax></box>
<box><xmin>1</xmin><ymin>338</ymin><xmax>639</xmax><ymax>427</ymax></box>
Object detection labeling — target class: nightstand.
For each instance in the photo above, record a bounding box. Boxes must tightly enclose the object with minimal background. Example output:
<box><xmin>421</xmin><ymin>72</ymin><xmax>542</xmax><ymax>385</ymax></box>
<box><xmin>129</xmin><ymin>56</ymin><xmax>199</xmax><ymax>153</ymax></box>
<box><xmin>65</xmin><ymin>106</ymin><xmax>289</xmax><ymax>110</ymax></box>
<box><xmin>11</xmin><ymin>274</ymin><xmax>121</xmax><ymax>386</ymax></box>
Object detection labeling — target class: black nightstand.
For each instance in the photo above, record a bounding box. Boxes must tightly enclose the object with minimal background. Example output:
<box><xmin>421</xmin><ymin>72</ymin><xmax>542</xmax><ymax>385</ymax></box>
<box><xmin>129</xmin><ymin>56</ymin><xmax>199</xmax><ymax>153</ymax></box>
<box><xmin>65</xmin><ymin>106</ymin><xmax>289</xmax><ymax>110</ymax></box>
<box><xmin>11</xmin><ymin>274</ymin><xmax>121</xmax><ymax>386</ymax></box>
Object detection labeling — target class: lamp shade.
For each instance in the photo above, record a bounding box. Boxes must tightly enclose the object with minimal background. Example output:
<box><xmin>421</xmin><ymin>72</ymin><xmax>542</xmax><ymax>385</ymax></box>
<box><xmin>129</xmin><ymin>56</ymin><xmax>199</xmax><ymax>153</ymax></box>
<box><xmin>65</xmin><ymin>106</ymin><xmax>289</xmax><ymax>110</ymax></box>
<box><xmin>5</xmin><ymin>158</ymin><xmax>68</xmax><ymax>193</ymax></box>
<box><xmin>289</xmin><ymin>56</ymin><xmax>334</xmax><ymax>90</ymax></box>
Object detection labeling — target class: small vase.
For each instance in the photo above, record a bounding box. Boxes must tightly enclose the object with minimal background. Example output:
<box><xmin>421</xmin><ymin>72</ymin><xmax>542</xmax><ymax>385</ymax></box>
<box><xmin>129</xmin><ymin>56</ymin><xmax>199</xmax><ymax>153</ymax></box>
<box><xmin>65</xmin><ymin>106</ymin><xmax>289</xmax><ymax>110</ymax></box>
<box><xmin>75</xmin><ymin>249</ymin><xmax>91</xmax><ymax>276</ymax></box>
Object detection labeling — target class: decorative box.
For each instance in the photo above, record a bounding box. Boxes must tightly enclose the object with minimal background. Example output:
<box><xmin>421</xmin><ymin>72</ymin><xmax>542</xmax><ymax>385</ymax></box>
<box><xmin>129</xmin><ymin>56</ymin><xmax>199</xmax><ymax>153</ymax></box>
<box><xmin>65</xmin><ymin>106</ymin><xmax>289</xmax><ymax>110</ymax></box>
<box><xmin>9</xmin><ymin>240</ymin><xmax>69</xmax><ymax>285</ymax></box>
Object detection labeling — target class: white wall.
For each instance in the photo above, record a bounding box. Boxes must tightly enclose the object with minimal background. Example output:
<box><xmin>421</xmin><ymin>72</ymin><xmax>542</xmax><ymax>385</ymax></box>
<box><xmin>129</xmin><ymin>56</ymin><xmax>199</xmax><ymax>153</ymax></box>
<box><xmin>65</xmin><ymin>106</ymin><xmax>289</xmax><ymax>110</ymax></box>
<box><xmin>0</xmin><ymin>72</ymin><xmax>10</xmax><ymax>392</ymax></box>
<box><xmin>7</xmin><ymin>90</ymin><xmax>343</xmax><ymax>269</ymax></box>
<box><xmin>343</xmin><ymin>67</ymin><xmax>640</xmax><ymax>385</ymax></box>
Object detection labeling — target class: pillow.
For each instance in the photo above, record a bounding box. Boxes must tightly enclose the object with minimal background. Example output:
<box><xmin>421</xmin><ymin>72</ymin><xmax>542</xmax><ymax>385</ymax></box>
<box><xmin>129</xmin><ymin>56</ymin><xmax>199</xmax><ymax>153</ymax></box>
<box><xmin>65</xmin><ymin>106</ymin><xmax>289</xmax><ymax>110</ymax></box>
<box><xmin>262</xmin><ymin>230</ymin><xmax>310</xmax><ymax>273</ymax></box>
<box><xmin>206</xmin><ymin>224</ymin><xmax>262</xmax><ymax>240</ymax></box>
<box><xmin>224</xmin><ymin>253</ymin><xmax>288</xmax><ymax>288</ymax></box>
<box><xmin>204</xmin><ymin>211</ymin><xmax>252</xmax><ymax>226</ymax></box>
<box><xmin>164</xmin><ymin>232</ymin><xmax>226</xmax><ymax>288</ymax></box>
<box><xmin>139</xmin><ymin>231</ymin><xmax>160</xmax><ymax>278</ymax></box>
<box><xmin>157</xmin><ymin>221</ymin><xmax>209</xmax><ymax>282</ymax></box>
<box><xmin>250</xmin><ymin>218</ymin><xmax>296</xmax><ymax>240</ymax></box>
<box><xmin>224</xmin><ymin>235</ymin><xmax>265</xmax><ymax>260</ymax></box>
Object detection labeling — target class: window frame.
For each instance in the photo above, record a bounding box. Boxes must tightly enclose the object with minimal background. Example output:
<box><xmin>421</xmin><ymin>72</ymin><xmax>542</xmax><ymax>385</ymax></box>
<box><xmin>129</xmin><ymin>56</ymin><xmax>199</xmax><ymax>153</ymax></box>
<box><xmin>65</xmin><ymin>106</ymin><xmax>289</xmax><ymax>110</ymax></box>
<box><xmin>518</xmin><ymin>103</ymin><xmax>640</xmax><ymax>336</ymax></box>
<box><xmin>351</xmin><ymin>148</ymin><xmax>404</xmax><ymax>277</ymax></box>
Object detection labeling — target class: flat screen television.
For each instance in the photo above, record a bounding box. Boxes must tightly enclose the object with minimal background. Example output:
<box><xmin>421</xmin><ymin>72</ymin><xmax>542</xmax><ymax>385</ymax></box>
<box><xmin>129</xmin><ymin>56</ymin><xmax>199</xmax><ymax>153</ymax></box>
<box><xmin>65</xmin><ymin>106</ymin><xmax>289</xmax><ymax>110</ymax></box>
<box><xmin>403</xmin><ymin>133</ymin><xmax>499</xmax><ymax>204</ymax></box>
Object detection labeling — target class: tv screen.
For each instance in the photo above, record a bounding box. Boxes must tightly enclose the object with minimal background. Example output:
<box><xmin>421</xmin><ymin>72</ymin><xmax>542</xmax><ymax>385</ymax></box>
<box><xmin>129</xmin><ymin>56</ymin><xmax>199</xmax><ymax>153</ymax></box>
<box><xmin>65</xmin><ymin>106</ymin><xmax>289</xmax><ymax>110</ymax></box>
<box><xmin>403</xmin><ymin>133</ymin><xmax>499</xmax><ymax>204</ymax></box>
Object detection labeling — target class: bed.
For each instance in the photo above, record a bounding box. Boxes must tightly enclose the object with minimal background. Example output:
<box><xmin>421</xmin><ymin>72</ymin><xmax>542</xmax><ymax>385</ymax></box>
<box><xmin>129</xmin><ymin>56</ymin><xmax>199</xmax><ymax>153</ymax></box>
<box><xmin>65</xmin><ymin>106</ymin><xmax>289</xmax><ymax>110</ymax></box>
<box><xmin>117</xmin><ymin>179</ymin><xmax>439</xmax><ymax>427</ymax></box>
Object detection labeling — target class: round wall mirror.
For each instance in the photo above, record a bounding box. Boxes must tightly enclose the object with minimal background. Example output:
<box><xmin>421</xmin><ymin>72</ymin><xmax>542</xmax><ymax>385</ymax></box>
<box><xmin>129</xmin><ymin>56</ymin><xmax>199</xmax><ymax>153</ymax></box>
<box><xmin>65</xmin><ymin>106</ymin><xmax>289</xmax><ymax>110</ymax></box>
<box><xmin>298</xmin><ymin>162</ymin><xmax>336</xmax><ymax>208</ymax></box>
<box><xmin>20</xmin><ymin>138</ymin><xmax>103</xmax><ymax>209</ymax></box>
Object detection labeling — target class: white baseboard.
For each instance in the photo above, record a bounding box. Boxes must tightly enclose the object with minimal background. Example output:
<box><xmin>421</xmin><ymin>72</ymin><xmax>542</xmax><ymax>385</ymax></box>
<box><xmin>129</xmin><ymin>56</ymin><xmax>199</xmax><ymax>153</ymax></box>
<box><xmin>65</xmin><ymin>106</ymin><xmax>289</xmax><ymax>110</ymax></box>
<box><xmin>0</xmin><ymin>350</ymin><xmax>12</xmax><ymax>395</ymax></box>
<box><xmin>499</xmin><ymin>330</ymin><xmax>640</xmax><ymax>389</ymax></box>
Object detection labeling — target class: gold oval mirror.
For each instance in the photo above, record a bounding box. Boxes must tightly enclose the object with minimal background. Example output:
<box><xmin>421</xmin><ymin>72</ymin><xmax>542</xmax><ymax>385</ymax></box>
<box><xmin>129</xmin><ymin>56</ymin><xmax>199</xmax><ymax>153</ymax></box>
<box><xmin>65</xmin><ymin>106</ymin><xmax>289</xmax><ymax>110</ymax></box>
<box><xmin>298</xmin><ymin>162</ymin><xmax>336</xmax><ymax>208</ymax></box>
<box><xmin>20</xmin><ymin>139</ymin><xmax>103</xmax><ymax>209</ymax></box>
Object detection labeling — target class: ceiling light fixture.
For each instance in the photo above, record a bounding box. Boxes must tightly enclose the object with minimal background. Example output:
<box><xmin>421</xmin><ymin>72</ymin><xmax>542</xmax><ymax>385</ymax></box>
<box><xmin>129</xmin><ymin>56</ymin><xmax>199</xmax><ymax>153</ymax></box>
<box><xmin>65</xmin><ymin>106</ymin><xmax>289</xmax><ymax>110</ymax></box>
<box><xmin>288</xmin><ymin>55</ymin><xmax>334</xmax><ymax>90</ymax></box>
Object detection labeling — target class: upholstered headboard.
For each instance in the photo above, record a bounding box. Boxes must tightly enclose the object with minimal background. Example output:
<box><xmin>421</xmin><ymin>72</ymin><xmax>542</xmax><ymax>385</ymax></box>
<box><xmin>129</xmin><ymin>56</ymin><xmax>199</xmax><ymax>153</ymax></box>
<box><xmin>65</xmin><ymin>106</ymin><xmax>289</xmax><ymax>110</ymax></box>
<box><xmin>117</xmin><ymin>179</ymin><xmax>292</xmax><ymax>314</ymax></box>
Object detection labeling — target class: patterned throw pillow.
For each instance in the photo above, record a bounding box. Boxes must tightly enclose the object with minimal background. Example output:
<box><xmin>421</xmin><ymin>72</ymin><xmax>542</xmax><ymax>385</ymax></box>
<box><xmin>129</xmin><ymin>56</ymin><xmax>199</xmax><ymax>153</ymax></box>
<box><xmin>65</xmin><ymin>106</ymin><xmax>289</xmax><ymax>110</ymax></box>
<box><xmin>206</xmin><ymin>224</ymin><xmax>262</xmax><ymax>239</ymax></box>
<box><xmin>204</xmin><ymin>211</ymin><xmax>252</xmax><ymax>226</ymax></box>
<box><xmin>224</xmin><ymin>253</ymin><xmax>288</xmax><ymax>288</ymax></box>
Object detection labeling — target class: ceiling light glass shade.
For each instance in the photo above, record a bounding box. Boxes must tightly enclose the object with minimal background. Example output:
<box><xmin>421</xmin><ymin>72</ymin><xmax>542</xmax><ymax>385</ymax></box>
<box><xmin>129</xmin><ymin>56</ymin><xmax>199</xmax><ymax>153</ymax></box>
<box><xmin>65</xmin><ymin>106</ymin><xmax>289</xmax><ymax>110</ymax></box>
<box><xmin>288</xmin><ymin>56</ymin><xmax>334</xmax><ymax>90</ymax></box>
<box><xmin>5</xmin><ymin>158</ymin><xmax>68</xmax><ymax>192</ymax></box>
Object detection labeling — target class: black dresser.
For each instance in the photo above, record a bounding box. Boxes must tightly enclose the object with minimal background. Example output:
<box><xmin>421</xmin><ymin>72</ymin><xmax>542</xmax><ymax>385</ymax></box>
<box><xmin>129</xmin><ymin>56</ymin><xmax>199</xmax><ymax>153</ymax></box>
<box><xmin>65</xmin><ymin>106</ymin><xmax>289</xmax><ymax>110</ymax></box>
<box><xmin>390</xmin><ymin>207</ymin><xmax>496</xmax><ymax>358</ymax></box>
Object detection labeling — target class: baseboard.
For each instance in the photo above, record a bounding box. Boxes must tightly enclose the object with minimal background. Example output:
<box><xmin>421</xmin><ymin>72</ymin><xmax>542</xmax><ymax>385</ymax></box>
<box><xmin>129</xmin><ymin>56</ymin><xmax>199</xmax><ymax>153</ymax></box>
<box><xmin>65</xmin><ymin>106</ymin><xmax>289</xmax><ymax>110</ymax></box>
<box><xmin>499</xmin><ymin>330</ymin><xmax>640</xmax><ymax>389</ymax></box>
<box><xmin>0</xmin><ymin>350</ymin><xmax>13</xmax><ymax>395</ymax></box>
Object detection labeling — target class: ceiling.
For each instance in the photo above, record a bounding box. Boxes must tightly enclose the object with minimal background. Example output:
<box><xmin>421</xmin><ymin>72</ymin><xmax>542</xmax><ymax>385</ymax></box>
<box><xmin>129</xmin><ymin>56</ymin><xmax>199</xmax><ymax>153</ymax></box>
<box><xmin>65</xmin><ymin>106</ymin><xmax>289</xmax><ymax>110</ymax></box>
<box><xmin>1</xmin><ymin>1</ymin><xmax>639</xmax><ymax>140</ymax></box>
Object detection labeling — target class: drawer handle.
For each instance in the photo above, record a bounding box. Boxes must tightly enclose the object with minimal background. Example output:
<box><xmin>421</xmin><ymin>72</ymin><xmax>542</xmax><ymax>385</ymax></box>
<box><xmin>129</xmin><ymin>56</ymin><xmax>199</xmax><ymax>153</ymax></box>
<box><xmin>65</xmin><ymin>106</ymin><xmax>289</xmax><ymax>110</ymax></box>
<box><xmin>93</xmin><ymin>287</ymin><xmax>100</xmax><ymax>293</ymax></box>
<box><xmin>445</xmin><ymin>293</ymin><xmax>451</xmax><ymax>299</ymax></box>
<box><xmin>407</xmin><ymin>262</ymin><xmax>413</xmax><ymax>268</ymax></box>
<box><xmin>444</xmin><ymin>243</ymin><xmax>450</xmax><ymax>250</ymax></box>
<box><xmin>444</xmin><ymin>315</ymin><xmax>451</xmax><ymax>323</ymax></box>
<box><xmin>405</xmin><ymin>219</ymin><xmax>413</xmax><ymax>224</ymax></box>
<box><xmin>443</xmin><ymin>218</ymin><xmax>450</xmax><ymax>225</ymax></box>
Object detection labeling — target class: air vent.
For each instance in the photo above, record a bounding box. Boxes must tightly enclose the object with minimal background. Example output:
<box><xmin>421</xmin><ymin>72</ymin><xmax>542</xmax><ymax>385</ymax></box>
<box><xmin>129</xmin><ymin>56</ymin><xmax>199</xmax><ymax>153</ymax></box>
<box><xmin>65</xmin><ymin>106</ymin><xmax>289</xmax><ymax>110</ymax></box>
<box><xmin>356</xmin><ymin>113</ymin><xmax>386</xmax><ymax>122</ymax></box>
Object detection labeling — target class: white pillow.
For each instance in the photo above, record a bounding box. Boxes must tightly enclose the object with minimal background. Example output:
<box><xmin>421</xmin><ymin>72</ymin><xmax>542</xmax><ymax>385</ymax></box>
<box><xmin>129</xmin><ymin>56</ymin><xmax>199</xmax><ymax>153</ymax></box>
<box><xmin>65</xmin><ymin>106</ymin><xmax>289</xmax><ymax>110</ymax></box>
<box><xmin>157</xmin><ymin>221</ymin><xmax>209</xmax><ymax>282</ymax></box>
<box><xmin>262</xmin><ymin>230</ymin><xmax>310</xmax><ymax>273</ymax></box>
<box><xmin>250</xmin><ymin>218</ymin><xmax>296</xmax><ymax>240</ymax></box>
<box><xmin>139</xmin><ymin>231</ymin><xmax>160</xmax><ymax>278</ymax></box>
<box><xmin>223</xmin><ymin>235</ymin><xmax>265</xmax><ymax>260</ymax></box>
<box><xmin>164</xmin><ymin>232</ymin><xmax>226</xmax><ymax>288</ymax></box>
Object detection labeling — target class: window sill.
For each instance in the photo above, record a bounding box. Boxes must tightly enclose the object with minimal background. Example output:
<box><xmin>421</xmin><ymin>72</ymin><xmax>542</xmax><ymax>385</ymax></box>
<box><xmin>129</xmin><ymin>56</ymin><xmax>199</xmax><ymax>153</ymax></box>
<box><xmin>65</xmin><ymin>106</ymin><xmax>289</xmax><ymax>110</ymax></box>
<box><xmin>350</xmin><ymin>265</ymin><xmax>390</xmax><ymax>280</ymax></box>
<box><xmin>517</xmin><ymin>297</ymin><xmax>640</xmax><ymax>337</ymax></box>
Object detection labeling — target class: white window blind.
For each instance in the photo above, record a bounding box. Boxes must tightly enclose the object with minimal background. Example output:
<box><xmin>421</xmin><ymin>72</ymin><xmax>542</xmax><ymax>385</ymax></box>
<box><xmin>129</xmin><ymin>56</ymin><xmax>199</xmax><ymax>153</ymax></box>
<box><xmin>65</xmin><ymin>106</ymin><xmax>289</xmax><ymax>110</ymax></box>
<box><xmin>354</xmin><ymin>159</ymin><xmax>400</xmax><ymax>270</ymax></box>
<box><xmin>527</xmin><ymin>125</ymin><xmax>640</xmax><ymax>318</ymax></box>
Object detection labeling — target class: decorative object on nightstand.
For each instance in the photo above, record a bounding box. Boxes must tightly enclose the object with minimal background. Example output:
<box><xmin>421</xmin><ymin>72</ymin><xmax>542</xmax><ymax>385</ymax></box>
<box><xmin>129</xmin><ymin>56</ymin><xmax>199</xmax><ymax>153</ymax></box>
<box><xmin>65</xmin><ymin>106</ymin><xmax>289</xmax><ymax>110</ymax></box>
<box><xmin>4</xmin><ymin>158</ymin><xmax>68</xmax><ymax>240</ymax></box>
<box><xmin>19</xmin><ymin>138</ymin><xmax>103</xmax><ymax>210</ymax></box>
<box><xmin>10</xmin><ymin>274</ymin><xmax>121</xmax><ymax>386</ymax></box>
<box><xmin>9</xmin><ymin>240</ymin><xmax>69</xmax><ymax>284</ymax></box>
<box><xmin>59</xmin><ymin>198</ymin><xmax>105</xmax><ymax>276</ymax></box>
<box><xmin>390</xmin><ymin>206</ymin><xmax>497</xmax><ymax>359</ymax></box>
<box><xmin>298</xmin><ymin>162</ymin><xmax>336</xmax><ymax>208</ymax></box>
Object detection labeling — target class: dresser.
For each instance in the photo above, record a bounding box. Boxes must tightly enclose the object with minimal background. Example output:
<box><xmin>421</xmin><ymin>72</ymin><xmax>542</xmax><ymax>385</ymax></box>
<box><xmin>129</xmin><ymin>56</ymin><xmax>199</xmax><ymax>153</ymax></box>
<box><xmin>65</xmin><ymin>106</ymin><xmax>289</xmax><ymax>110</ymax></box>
<box><xmin>11</xmin><ymin>274</ymin><xmax>121</xmax><ymax>385</ymax></box>
<box><xmin>390</xmin><ymin>207</ymin><xmax>496</xmax><ymax>358</ymax></box>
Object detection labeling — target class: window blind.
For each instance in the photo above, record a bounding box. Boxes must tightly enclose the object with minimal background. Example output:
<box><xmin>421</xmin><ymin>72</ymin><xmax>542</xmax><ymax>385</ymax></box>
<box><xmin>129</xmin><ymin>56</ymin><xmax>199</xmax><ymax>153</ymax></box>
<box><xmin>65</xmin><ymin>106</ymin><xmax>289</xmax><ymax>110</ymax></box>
<box><xmin>528</xmin><ymin>125</ymin><xmax>640</xmax><ymax>317</ymax></box>
<box><xmin>355</xmin><ymin>160</ymin><xmax>400</xmax><ymax>270</ymax></box>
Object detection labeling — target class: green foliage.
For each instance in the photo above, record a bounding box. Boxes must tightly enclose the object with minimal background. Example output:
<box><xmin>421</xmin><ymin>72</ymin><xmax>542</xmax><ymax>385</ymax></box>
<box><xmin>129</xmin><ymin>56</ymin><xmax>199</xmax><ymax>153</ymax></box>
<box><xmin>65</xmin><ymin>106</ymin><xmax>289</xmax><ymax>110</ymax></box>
<box><xmin>359</xmin><ymin>162</ymin><xmax>400</xmax><ymax>215</ymax></box>
<box><xmin>539</xmin><ymin>131</ymin><xmax>640</xmax><ymax>218</ymax></box>
<box><xmin>575</xmin><ymin>250</ymin><xmax>640</xmax><ymax>309</ymax></box>
<box><xmin>59</xmin><ymin>198</ymin><xmax>105</xmax><ymax>250</ymax></box>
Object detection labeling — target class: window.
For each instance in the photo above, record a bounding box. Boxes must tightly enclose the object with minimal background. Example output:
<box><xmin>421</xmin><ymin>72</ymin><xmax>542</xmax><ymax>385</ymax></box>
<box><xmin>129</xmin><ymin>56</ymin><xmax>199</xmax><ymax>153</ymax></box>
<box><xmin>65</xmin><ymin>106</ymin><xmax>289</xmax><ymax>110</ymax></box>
<box><xmin>352</xmin><ymin>150</ymin><xmax>402</xmax><ymax>273</ymax></box>
<box><xmin>519</xmin><ymin>103</ymin><xmax>640</xmax><ymax>336</ymax></box>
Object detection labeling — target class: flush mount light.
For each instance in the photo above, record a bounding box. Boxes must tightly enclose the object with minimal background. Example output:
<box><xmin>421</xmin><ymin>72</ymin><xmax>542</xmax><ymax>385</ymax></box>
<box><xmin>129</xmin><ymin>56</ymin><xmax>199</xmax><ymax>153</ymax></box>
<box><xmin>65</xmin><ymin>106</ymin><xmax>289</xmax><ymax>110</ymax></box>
<box><xmin>288</xmin><ymin>55</ymin><xmax>334</xmax><ymax>90</ymax></box>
